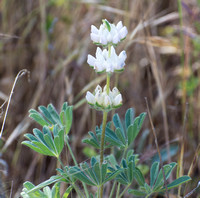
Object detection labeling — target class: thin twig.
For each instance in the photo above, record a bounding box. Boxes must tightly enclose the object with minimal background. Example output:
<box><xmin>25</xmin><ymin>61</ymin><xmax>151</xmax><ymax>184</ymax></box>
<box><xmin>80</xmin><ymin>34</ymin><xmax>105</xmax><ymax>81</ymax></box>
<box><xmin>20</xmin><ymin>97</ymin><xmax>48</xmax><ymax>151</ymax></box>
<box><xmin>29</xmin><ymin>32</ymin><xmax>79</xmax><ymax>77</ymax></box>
<box><xmin>0</xmin><ymin>69</ymin><xmax>29</xmax><ymax>138</ymax></box>
<box><xmin>145</xmin><ymin>97</ymin><xmax>169</xmax><ymax>198</ymax></box>
<box><xmin>9</xmin><ymin>180</ymin><xmax>13</xmax><ymax>198</ymax></box>
<box><xmin>178</xmin><ymin>102</ymin><xmax>189</xmax><ymax>195</ymax></box>
<box><xmin>184</xmin><ymin>181</ymin><xmax>200</xmax><ymax>198</ymax></box>
<box><xmin>184</xmin><ymin>143</ymin><xmax>200</xmax><ymax>195</ymax></box>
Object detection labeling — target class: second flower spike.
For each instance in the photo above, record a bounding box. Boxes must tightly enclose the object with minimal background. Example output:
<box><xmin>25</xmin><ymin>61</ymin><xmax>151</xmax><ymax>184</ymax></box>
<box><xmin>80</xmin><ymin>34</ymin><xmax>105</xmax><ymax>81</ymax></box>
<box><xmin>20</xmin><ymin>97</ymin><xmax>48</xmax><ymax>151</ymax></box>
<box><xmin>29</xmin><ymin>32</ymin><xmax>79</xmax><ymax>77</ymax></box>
<box><xmin>86</xmin><ymin>85</ymin><xmax>122</xmax><ymax>111</ymax></box>
<box><xmin>87</xmin><ymin>46</ymin><xmax>127</xmax><ymax>73</ymax></box>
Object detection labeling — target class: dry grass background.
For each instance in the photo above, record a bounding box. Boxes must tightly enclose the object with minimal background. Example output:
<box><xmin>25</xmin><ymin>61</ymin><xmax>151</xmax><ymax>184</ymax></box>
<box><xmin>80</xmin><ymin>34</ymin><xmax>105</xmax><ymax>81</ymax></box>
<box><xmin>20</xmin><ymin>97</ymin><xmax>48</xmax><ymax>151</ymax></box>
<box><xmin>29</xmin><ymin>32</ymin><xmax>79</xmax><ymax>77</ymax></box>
<box><xmin>0</xmin><ymin>0</ymin><xmax>200</xmax><ymax>197</ymax></box>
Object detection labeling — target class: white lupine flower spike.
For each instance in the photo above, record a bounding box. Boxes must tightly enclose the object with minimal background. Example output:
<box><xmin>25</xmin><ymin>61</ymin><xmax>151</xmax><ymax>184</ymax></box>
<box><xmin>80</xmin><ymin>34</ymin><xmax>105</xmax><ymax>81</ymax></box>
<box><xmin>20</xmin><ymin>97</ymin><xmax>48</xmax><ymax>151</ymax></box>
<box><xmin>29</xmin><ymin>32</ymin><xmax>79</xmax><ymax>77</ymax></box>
<box><xmin>90</xmin><ymin>19</ymin><xmax>128</xmax><ymax>46</ymax></box>
<box><xmin>87</xmin><ymin>46</ymin><xmax>127</xmax><ymax>73</ymax></box>
<box><xmin>85</xmin><ymin>85</ymin><xmax>123</xmax><ymax>111</ymax></box>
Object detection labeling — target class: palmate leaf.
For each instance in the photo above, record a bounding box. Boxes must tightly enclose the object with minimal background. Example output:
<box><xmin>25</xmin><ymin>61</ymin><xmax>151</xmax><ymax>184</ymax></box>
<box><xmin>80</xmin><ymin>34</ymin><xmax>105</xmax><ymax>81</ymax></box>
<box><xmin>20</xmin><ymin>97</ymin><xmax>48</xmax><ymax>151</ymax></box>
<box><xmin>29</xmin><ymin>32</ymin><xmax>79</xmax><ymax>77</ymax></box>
<box><xmin>21</xmin><ymin>176</ymin><xmax>66</xmax><ymax>198</ymax></box>
<box><xmin>128</xmin><ymin>161</ymin><xmax>191</xmax><ymax>197</ymax></box>
<box><xmin>108</xmin><ymin>154</ymin><xmax>138</xmax><ymax>185</ymax></box>
<box><xmin>69</xmin><ymin>157</ymin><xmax>121</xmax><ymax>186</ymax></box>
<box><xmin>83</xmin><ymin>108</ymin><xmax>146</xmax><ymax>150</ymax></box>
<box><xmin>22</xmin><ymin>126</ymin><xmax>64</xmax><ymax>158</ymax></box>
<box><xmin>153</xmin><ymin>162</ymin><xmax>177</xmax><ymax>191</ymax></box>
<box><xmin>29</xmin><ymin>102</ymin><xmax>73</xmax><ymax>135</ymax></box>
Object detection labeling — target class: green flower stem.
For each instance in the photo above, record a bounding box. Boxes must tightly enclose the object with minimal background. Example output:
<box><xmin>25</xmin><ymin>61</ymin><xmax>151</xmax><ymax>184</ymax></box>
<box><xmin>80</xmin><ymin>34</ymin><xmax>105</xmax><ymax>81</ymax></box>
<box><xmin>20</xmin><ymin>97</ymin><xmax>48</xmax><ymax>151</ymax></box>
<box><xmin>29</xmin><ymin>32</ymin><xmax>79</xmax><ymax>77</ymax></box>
<box><xmin>119</xmin><ymin>184</ymin><xmax>131</xmax><ymax>198</ymax></box>
<box><xmin>65</xmin><ymin>137</ymin><xmax>89</xmax><ymax>198</ymax></box>
<box><xmin>97</xmin><ymin>186</ymin><xmax>100</xmax><ymax>198</ymax></box>
<box><xmin>99</xmin><ymin>73</ymin><xmax>111</xmax><ymax>198</ymax></box>
<box><xmin>116</xmin><ymin>183</ymin><xmax>121</xmax><ymax>198</ymax></box>
<box><xmin>100</xmin><ymin>111</ymin><xmax>108</xmax><ymax>165</ymax></box>
<box><xmin>108</xmin><ymin>44</ymin><xmax>111</xmax><ymax>57</ymax></box>
<box><xmin>106</xmin><ymin>73</ymin><xmax>111</xmax><ymax>93</ymax></box>
<box><xmin>109</xmin><ymin>181</ymin><xmax>116</xmax><ymax>198</ymax></box>
<box><xmin>99</xmin><ymin>111</ymin><xmax>108</xmax><ymax>198</ymax></box>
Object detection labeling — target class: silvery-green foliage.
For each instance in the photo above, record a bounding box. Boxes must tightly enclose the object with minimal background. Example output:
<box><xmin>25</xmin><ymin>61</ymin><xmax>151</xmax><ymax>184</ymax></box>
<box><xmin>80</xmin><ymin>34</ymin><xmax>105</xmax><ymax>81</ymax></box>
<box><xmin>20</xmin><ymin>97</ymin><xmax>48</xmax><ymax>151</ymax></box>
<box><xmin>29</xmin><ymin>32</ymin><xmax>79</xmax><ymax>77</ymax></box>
<box><xmin>83</xmin><ymin>108</ymin><xmax>146</xmax><ymax>149</ymax></box>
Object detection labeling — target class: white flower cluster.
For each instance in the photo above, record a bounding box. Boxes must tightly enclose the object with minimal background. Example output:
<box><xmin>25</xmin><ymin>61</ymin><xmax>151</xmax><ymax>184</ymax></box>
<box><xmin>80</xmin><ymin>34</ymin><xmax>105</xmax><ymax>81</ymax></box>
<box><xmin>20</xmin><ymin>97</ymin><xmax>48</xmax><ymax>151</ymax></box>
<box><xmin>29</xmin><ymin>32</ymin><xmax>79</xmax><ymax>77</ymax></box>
<box><xmin>86</xmin><ymin>85</ymin><xmax>122</xmax><ymax>111</ymax></box>
<box><xmin>90</xmin><ymin>20</ymin><xmax>128</xmax><ymax>46</ymax></box>
<box><xmin>87</xmin><ymin>46</ymin><xmax>127</xmax><ymax>73</ymax></box>
<box><xmin>86</xmin><ymin>19</ymin><xmax>127</xmax><ymax>111</ymax></box>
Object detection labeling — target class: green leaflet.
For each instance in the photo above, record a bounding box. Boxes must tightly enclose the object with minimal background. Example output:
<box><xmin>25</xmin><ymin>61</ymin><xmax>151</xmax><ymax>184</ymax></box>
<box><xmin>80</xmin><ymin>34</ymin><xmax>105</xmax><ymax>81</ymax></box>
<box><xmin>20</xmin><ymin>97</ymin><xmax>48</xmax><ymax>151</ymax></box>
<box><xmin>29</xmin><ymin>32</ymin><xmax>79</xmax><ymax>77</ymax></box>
<box><xmin>125</xmin><ymin>108</ymin><xmax>135</xmax><ymax>130</ymax></box>
<box><xmin>150</xmin><ymin>161</ymin><xmax>159</xmax><ymax>187</ymax></box>
<box><xmin>164</xmin><ymin>175</ymin><xmax>191</xmax><ymax>190</ymax></box>
<box><xmin>38</xmin><ymin>106</ymin><xmax>56</xmax><ymax>125</ymax></box>
<box><xmin>113</xmin><ymin>113</ymin><xmax>126</xmax><ymax>140</ymax></box>
<box><xmin>128</xmin><ymin>189</ymin><xmax>146</xmax><ymax>196</ymax></box>
<box><xmin>70</xmin><ymin>157</ymin><xmax>121</xmax><ymax>186</ymax></box>
<box><xmin>62</xmin><ymin>186</ymin><xmax>73</xmax><ymax>198</ymax></box>
<box><xmin>103</xmin><ymin>19</ymin><xmax>111</xmax><ymax>31</ymax></box>
<box><xmin>29</xmin><ymin>109</ymin><xmax>49</xmax><ymax>127</ymax></box>
<box><xmin>47</xmin><ymin>104</ymin><xmax>62</xmax><ymax>127</ymax></box>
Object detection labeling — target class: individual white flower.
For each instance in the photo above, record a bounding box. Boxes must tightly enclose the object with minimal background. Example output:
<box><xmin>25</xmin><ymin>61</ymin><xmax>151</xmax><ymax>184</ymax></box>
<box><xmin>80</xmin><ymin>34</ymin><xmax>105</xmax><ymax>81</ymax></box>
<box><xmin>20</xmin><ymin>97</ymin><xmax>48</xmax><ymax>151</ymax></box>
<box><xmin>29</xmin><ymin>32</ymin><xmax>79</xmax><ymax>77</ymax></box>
<box><xmin>113</xmin><ymin>94</ymin><xmax>122</xmax><ymax>106</ymax></box>
<box><xmin>87</xmin><ymin>46</ymin><xmax>127</xmax><ymax>73</ymax></box>
<box><xmin>86</xmin><ymin>85</ymin><xmax>122</xmax><ymax>111</ymax></box>
<box><xmin>109</xmin><ymin>87</ymin><xmax>120</xmax><ymax>100</ymax></box>
<box><xmin>104</xmin><ymin>95</ymin><xmax>112</xmax><ymax>107</ymax></box>
<box><xmin>90</xmin><ymin>19</ymin><xmax>128</xmax><ymax>46</ymax></box>
<box><xmin>86</xmin><ymin>91</ymin><xmax>95</xmax><ymax>105</ymax></box>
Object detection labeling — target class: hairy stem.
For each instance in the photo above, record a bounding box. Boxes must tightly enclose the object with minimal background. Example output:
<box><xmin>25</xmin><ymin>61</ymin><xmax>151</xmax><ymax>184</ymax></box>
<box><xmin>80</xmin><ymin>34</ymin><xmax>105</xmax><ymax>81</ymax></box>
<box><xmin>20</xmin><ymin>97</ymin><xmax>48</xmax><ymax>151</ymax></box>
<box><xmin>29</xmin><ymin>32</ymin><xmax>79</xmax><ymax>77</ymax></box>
<box><xmin>100</xmin><ymin>111</ymin><xmax>108</xmax><ymax>165</ymax></box>
<box><xmin>99</xmin><ymin>111</ymin><xmax>108</xmax><ymax>198</ymax></box>
<box><xmin>99</xmin><ymin>73</ymin><xmax>110</xmax><ymax>198</ymax></box>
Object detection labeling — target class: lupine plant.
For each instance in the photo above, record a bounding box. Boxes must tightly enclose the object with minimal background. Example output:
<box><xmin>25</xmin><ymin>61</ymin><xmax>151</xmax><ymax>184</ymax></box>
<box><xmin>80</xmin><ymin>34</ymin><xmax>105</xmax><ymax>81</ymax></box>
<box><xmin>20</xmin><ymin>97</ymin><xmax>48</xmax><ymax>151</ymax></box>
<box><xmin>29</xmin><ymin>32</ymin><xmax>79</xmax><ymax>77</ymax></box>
<box><xmin>21</xmin><ymin>20</ymin><xmax>191</xmax><ymax>198</ymax></box>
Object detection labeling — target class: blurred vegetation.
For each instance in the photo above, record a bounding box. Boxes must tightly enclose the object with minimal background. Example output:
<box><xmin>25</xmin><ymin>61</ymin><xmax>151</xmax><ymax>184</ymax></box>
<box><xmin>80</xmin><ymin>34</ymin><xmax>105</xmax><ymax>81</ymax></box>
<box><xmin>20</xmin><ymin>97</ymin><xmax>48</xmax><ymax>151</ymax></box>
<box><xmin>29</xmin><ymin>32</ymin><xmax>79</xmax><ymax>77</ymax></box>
<box><xmin>0</xmin><ymin>0</ymin><xmax>200</xmax><ymax>197</ymax></box>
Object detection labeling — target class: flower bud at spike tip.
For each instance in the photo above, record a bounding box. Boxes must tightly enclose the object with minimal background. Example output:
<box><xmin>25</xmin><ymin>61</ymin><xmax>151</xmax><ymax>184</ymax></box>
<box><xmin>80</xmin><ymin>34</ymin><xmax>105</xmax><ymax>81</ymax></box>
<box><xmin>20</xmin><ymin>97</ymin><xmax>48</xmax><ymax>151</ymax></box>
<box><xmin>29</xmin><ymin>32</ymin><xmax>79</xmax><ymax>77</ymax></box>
<box><xmin>90</xmin><ymin>19</ymin><xmax>128</xmax><ymax>46</ymax></box>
